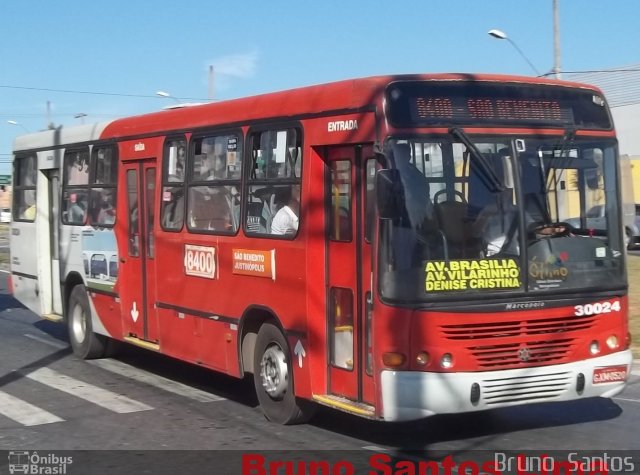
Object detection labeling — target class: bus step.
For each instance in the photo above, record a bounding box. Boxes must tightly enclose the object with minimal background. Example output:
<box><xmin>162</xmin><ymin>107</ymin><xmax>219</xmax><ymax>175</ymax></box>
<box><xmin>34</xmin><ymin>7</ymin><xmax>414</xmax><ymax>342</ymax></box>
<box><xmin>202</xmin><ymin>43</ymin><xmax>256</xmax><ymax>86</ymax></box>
<box><xmin>42</xmin><ymin>314</ymin><xmax>63</xmax><ymax>323</ymax></box>
<box><xmin>312</xmin><ymin>394</ymin><xmax>376</xmax><ymax>418</ymax></box>
<box><xmin>124</xmin><ymin>336</ymin><xmax>160</xmax><ymax>352</ymax></box>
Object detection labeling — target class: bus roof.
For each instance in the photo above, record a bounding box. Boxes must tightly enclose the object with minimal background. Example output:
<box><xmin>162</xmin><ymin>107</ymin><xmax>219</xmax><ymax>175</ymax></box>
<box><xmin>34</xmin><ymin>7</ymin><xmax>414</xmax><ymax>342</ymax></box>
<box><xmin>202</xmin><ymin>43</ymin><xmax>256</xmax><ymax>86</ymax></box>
<box><xmin>12</xmin><ymin>121</ymin><xmax>113</xmax><ymax>153</ymax></box>
<box><xmin>12</xmin><ymin>73</ymin><xmax>607</xmax><ymax>152</ymax></box>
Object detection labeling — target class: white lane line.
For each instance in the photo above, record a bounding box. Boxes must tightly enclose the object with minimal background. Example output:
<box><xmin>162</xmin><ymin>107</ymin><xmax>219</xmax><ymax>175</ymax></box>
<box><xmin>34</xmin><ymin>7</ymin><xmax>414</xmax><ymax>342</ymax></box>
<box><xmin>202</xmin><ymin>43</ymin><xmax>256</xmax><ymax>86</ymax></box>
<box><xmin>614</xmin><ymin>397</ymin><xmax>640</xmax><ymax>403</ymax></box>
<box><xmin>0</xmin><ymin>390</ymin><xmax>64</xmax><ymax>426</ymax></box>
<box><xmin>23</xmin><ymin>333</ymin><xmax>68</xmax><ymax>350</ymax></box>
<box><xmin>26</xmin><ymin>367</ymin><xmax>153</xmax><ymax>414</ymax></box>
<box><xmin>632</xmin><ymin>369</ymin><xmax>640</xmax><ymax>377</ymax></box>
<box><xmin>88</xmin><ymin>359</ymin><xmax>224</xmax><ymax>403</ymax></box>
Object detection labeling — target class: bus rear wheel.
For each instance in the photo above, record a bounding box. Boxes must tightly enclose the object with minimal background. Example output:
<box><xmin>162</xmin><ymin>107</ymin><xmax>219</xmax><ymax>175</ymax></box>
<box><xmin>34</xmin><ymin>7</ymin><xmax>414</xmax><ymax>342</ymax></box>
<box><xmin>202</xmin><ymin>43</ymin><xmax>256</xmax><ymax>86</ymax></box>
<box><xmin>67</xmin><ymin>285</ymin><xmax>108</xmax><ymax>359</ymax></box>
<box><xmin>253</xmin><ymin>322</ymin><xmax>314</xmax><ymax>424</ymax></box>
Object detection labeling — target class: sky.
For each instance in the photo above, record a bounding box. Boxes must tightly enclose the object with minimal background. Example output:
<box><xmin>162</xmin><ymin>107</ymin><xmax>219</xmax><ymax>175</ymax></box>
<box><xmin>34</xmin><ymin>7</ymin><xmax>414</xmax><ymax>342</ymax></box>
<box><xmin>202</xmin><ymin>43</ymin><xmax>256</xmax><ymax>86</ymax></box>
<box><xmin>1</xmin><ymin>0</ymin><xmax>639</xmax><ymax>175</ymax></box>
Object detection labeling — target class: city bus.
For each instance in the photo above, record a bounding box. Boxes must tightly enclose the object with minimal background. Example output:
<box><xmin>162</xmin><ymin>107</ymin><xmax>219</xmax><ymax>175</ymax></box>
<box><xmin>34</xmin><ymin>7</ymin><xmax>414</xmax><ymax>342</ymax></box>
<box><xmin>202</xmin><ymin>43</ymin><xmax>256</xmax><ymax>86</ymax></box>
<box><xmin>10</xmin><ymin>74</ymin><xmax>633</xmax><ymax>424</ymax></box>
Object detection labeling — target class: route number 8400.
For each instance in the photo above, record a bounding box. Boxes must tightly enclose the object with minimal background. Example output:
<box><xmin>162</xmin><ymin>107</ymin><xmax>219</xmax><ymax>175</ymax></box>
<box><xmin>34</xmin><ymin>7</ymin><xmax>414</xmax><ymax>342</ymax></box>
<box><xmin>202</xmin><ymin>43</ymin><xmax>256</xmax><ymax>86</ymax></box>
<box><xmin>574</xmin><ymin>300</ymin><xmax>621</xmax><ymax>316</ymax></box>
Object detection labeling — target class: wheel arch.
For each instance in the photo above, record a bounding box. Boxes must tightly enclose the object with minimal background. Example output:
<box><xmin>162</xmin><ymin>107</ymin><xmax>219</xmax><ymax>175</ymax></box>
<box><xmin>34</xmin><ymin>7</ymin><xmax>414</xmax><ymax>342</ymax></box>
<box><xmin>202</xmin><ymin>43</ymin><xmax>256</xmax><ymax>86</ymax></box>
<box><xmin>238</xmin><ymin>305</ymin><xmax>284</xmax><ymax>377</ymax></box>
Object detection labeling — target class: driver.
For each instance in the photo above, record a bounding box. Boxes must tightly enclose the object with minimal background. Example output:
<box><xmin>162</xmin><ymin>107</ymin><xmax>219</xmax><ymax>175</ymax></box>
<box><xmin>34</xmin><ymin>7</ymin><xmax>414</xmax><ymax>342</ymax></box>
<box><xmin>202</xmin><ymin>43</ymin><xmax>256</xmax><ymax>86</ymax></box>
<box><xmin>472</xmin><ymin>188</ymin><xmax>519</xmax><ymax>256</ymax></box>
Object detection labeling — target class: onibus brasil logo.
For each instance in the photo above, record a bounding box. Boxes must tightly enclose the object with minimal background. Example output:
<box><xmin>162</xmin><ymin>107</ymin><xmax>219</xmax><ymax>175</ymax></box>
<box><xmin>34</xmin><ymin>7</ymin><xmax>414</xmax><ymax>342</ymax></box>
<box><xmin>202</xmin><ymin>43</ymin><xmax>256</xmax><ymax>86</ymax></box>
<box><xmin>7</xmin><ymin>451</ymin><xmax>72</xmax><ymax>474</ymax></box>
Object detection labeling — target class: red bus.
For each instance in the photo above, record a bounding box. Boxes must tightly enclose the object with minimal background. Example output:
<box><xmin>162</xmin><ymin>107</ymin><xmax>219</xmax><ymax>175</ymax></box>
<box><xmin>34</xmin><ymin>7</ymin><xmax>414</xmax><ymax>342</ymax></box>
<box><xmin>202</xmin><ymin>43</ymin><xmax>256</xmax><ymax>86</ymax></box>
<box><xmin>10</xmin><ymin>74</ymin><xmax>632</xmax><ymax>424</ymax></box>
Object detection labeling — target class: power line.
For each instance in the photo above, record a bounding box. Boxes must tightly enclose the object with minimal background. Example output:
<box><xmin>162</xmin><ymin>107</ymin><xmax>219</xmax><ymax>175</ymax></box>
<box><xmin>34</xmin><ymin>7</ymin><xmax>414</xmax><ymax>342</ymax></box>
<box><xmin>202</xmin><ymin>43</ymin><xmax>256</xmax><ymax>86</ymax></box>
<box><xmin>0</xmin><ymin>85</ymin><xmax>208</xmax><ymax>101</ymax></box>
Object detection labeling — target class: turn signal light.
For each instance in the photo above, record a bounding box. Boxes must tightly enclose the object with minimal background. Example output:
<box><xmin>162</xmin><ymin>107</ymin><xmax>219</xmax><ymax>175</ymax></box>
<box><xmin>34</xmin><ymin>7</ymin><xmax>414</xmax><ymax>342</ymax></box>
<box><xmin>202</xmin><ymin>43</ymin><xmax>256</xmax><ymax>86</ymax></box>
<box><xmin>382</xmin><ymin>352</ymin><xmax>406</xmax><ymax>368</ymax></box>
<box><xmin>589</xmin><ymin>340</ymin><xmax>600</xmax><ymax>355</ymax></box>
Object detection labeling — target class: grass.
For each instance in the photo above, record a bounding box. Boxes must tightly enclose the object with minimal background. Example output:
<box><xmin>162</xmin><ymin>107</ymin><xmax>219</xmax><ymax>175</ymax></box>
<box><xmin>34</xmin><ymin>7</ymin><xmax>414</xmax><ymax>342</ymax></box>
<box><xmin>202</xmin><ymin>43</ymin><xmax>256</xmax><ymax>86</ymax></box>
<box><xmin>627</xmin><ymin>254</ymin><xmax>640</xmax><ymax>358</ymax></box>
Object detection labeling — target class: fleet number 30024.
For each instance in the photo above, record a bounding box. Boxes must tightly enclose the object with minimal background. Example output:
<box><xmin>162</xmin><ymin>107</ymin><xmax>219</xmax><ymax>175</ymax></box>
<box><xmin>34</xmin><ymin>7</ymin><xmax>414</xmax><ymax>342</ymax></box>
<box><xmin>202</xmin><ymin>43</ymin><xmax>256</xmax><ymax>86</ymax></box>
<box><xmin>574</xmin><ymin>300</ymin><xmax>621</xmax><ymax>316</ymax></box>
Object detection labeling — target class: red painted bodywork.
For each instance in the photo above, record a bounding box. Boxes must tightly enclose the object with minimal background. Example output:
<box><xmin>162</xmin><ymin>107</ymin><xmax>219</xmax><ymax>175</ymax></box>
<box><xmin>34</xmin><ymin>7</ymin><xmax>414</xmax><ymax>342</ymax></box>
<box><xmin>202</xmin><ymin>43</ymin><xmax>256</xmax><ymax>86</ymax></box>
<box><xmin>82</xmin><ymin>74</ymin><xmax>625</xmax><ymax>418</ymax></box>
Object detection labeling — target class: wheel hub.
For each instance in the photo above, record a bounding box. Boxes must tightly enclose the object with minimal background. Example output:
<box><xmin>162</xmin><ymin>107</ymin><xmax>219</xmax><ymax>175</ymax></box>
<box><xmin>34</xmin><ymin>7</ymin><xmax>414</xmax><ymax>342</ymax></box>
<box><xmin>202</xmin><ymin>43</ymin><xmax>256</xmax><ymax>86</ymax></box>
<box><xmin>71</xmin><ymin>303</ymin><xmax>86</xmax><ymax>344</ymax></box>
<box><xmin>260</xmin><ymin>344</ymin><xmax>288</xmax><ymax>399</ymax></box>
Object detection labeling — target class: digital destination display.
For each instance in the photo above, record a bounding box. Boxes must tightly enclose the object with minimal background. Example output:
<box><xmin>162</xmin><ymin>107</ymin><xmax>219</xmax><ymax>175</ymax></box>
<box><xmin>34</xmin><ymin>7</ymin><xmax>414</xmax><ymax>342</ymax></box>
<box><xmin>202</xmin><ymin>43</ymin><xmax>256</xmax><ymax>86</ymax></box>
<box><xmin>386</xmin><ymin>80</ymin><xmax>612</xmax><ymax>129</ymax></box>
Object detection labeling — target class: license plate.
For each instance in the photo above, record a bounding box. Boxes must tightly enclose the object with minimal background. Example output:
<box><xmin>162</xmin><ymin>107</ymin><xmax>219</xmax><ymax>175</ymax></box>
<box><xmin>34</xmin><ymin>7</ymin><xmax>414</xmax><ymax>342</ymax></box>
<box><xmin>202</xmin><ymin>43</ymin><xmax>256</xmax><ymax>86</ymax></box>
<box><xmin>593</xmin><ymin>365</ymin><xmax>628</xmax><ymax>384</ymax></box>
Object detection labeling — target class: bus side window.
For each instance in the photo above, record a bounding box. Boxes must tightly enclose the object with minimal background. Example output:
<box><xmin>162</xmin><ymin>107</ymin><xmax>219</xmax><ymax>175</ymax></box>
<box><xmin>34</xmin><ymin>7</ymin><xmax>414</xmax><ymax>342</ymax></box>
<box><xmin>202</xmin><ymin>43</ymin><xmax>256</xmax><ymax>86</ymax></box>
<box><xmin>245</xmin><ymin>128</ymin><xmax>302</xmax><ymax>237</ymax></box>
<box><xmin>161</xmin><ymin>137</ymin><xmax>187</xmax><ymax>231</ymax></box>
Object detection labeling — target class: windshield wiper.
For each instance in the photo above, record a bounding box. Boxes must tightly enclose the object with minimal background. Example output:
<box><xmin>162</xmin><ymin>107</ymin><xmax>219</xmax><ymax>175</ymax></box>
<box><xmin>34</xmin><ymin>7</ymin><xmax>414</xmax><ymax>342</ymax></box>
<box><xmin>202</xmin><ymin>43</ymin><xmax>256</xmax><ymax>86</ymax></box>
<box><xmin>545</xmin><ymin>127</ymin><xmax>577</xmax><ymax>194</ymax></box>
<box><xmin>449</xmin><ymin>127</ymin><xmax>504</xmax><ymax>192</ymax></box>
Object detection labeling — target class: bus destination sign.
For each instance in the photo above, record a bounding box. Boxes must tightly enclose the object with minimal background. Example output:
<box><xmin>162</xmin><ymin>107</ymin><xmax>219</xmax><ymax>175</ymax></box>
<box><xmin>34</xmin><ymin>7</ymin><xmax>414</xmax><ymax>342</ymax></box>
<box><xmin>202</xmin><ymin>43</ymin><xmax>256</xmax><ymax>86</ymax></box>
<box><xmin>386</xmin><ymin>80</ymin><xmax>612</xmax><ymax>130</ymax></box>
<box><xmin>414</xmin><ymin>97</ymin><xmax>568</xmax><ymax>124</ymax></box>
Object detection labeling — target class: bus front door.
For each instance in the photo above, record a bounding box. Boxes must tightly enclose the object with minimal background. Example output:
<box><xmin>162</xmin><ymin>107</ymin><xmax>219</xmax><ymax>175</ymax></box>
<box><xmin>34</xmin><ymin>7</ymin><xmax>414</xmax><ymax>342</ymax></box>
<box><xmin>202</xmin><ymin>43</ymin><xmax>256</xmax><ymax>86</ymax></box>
<box><xmin>119</xmin><ymin>160</ymin><xmax>159</xmax><ymax>346</ymax></box>
<box><xmin>325</xmin><ymin>144</ymin><xmax>375</xmax><ymax>406</ymax></box>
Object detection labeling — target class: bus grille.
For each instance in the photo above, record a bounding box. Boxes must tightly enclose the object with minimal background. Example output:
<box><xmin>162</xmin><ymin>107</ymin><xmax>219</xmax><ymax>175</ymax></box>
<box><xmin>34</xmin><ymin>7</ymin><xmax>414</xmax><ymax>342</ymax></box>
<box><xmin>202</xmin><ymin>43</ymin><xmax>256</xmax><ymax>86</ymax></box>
<box><xmin>440</xmin><ymin>314</ymin><xmax>596</xmax><ymax>340</ymax></box>
<box><xmin>469</xmin><ymin>339</ymin><xmax>574</xmax><ymax>368</ymax></box>
<box><xmin>438</xmin><ymin>315</ymin><xmax>595</xmax><ymax>369</ymax></box>
<box><xmin>481</xmin><ymin>372</ymin><xmax>572</xmax><ymax>405</ymax></box>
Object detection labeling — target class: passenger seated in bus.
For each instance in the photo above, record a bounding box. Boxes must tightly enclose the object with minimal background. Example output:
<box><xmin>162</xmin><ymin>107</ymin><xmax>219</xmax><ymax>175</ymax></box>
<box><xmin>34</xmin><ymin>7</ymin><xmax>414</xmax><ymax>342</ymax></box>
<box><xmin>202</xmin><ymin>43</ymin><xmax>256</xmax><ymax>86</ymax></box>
<box><xmin>271</xmin><ymin>185</ymin><xmax>300</xmax><ymax>236</ymax></box>
<box><xmin>208</xmin><ymin>189</ymin><xmax>233</xmax><ymax>231</ymax></box>
<box><xmin>96</xmin><ymin>190</ymin><xmax>115</xmax><ymax>225</ymax></box>
<box><xmin>189</xmin><ymin>188</ymin><xmax>232</xmax><ymax>231</ymax></box>
<box><xmin>246</xmin><ymin>201</ymin><xmax>267</xmax><ymax>233</ymax></box>
<box><xmin>163</xmin><ymin>188</ymin><xmax>184</xmax><ymax>229</ymax></box>
<box><xmin>200</xmin><ymin>153</ymin><xmax>227</xmax><ymax>180</ymax></box>
<box><xmin>68</xmin><ymin>193</ymin><xmax>86</xmax><ymax>223</ymax></box>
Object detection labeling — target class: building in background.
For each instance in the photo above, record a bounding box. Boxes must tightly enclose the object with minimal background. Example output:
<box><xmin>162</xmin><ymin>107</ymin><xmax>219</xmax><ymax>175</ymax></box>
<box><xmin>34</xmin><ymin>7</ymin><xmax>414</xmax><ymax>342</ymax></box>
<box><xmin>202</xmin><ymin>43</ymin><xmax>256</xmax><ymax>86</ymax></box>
<box><xmin>565</xmin><ymin>66</ymin><xmax>640</xmax><ymax>203</ymax></box>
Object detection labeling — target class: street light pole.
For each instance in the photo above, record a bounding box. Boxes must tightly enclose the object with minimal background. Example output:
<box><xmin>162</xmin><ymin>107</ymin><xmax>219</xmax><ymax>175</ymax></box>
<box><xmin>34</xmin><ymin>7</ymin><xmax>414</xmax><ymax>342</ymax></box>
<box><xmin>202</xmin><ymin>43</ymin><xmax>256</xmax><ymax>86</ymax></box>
<box><xmin>156</xmin><ymin>90</ymin><xmax>181</xmax><ymax>104</ymax></box>
<box><xmin>74</xmin><ymin>113</ymin><xmax>87</xmax><ymax>124</ymax></box>
<box><xmin>7</xmin><ymin>120</ymin><xmax>29</xmax><ymax>133</ymax></box>
<box><xmin>553</xmin><ymin>0</ymin><xmax>561</xmax><ymax>78</ymax></box>
<box><xmin>488</xmin><ymin>29</ymin><xmax>541</xmax><ymax>76</ymax></box>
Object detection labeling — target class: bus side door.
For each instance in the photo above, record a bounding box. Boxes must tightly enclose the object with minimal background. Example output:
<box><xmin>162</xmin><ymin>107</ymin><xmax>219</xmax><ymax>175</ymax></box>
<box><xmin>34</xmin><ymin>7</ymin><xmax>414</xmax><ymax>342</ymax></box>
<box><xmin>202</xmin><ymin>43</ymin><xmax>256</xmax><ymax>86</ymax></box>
<box><xmin>118</xmin><ymin>160</ymin><xmax>159</xmax><ymax>345</ymax></box>
<box><xmin>325</xmin><ymin>144</ymin><xmax>375</xmax><ymax>405</ymax></box>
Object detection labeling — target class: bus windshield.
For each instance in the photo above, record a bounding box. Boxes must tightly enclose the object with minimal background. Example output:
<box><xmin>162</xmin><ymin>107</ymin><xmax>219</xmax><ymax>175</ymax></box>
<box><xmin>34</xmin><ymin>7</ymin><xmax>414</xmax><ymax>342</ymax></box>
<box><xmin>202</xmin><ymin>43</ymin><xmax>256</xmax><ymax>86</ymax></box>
<box><xmin>378</xmin><ymin>135</ymin><xmax>625</xmax><ymax>302</ymax></box>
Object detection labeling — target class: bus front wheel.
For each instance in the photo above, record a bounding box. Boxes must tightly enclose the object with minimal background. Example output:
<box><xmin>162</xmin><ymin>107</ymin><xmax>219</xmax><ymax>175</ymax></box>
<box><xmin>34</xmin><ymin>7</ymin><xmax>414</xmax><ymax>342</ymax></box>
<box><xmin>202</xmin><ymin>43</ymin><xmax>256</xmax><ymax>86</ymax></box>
<box><xmin>253</xmin><ymin>322</ymin><xmax>314</xmax><ymax>424</ymax></box>
<box><xmin>67</xmin><ymin>285</ymin><xmax>108</xmax><ymax>359</ymax></box>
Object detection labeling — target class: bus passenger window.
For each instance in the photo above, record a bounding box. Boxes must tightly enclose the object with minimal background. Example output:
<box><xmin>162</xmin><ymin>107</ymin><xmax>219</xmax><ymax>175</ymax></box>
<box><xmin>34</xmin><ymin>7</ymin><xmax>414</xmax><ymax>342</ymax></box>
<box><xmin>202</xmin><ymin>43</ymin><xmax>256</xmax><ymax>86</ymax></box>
<box><xmin>161</xmin><ymin>138</ymin><xmax>187</xmax><ymax>231</ymax></box>
<box><xmin>89</xmin><ymin>145</ymin><xmax>118</xmax><ymax>227</ymax></box>
<box><xmin>245</xmin><ymin>128</ymin><xmax>302</xmax><ymax>237</ymax></box>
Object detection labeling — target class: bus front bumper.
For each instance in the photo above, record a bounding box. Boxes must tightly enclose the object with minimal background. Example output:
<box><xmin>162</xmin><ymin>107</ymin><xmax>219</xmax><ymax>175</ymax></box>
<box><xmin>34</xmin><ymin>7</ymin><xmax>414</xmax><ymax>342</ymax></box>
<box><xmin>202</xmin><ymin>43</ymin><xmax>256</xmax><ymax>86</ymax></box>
<box><xmin>380</xmin><ymin>350</ymin><xmax>633</xmax><ymax>421</ymax></box>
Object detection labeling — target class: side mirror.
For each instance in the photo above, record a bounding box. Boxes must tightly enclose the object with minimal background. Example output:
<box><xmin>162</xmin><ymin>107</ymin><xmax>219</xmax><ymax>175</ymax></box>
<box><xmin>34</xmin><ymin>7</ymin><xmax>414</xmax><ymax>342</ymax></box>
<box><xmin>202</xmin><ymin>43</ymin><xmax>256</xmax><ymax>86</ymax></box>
<box><xmin>376</xmin><ymin>169</ymin><xmax>402</xmax><ymax>219</ymax></box>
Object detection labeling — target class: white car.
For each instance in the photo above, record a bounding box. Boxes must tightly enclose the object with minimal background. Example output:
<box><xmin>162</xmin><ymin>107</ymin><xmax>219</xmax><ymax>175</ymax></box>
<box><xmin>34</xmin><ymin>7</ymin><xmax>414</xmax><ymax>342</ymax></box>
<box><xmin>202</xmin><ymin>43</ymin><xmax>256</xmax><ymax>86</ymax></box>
<box><xmin>0</xmin><ymin>208</ymin><xmax>11</xmax><ymax>223</ymax></box>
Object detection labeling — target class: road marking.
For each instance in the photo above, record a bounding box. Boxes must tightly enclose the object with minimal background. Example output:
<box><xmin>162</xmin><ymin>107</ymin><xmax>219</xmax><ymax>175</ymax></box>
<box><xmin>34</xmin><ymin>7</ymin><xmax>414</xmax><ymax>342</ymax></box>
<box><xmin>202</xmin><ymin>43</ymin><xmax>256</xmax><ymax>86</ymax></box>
<box><xmin>0</xmin><ymin>390</ymin><xmax>64</xmax><ymax>426</ymax></box>
<box><xmin>26</xmin><ymin>367</ymin><xmax>153</xmax><ymax>413</ymax></box>
<box><xmin>88</xmin><ymin>359</ymin><xmax>224</xmax><ymax>403</ymax></box>
<box><xmin>23</xmin><ymin>333</ymin><xmax>68</xmax><ymax>350</ymax></box>
<box><xmin>614</xmin><ymin>397</ymin><xmax>640</xmax><ymax>404</ymax></box>
<box><xmin>633</xmin><ymin>370</ymin><xmax>640</xmax><ymax>377</ymax></box>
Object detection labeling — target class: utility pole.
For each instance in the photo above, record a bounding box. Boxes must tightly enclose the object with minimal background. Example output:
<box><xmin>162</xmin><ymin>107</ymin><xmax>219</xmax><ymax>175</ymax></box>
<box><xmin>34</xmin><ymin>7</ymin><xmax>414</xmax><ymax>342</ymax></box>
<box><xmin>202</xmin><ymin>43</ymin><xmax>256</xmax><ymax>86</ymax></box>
<box><xmin>208</xmin><ymin>65</ymin><xmax>215</xmax><ymax>101</ymax></box>
<box><xmin>553</xmin><ymin>0</ymin><xmax>561</xmax><ymax>78</ymax></box>
<box><xmin>46</xmin><ymin>100</ymin><xmax>54</xmax><ymax>129</ymax></box>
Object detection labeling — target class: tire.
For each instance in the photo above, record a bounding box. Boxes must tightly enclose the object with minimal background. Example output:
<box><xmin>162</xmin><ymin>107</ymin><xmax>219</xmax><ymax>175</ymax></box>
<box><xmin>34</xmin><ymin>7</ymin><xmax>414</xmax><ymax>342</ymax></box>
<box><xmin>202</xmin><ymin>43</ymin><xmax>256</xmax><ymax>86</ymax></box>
<box><xmin>67</xmin><ymin>285</ymin><xmax>108</xmax><ymax>359</ymax></box>
<box><xmin>253</xmin><ymin>323</ymin><xmax>315</xmax><ymax>424</ymax></box>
